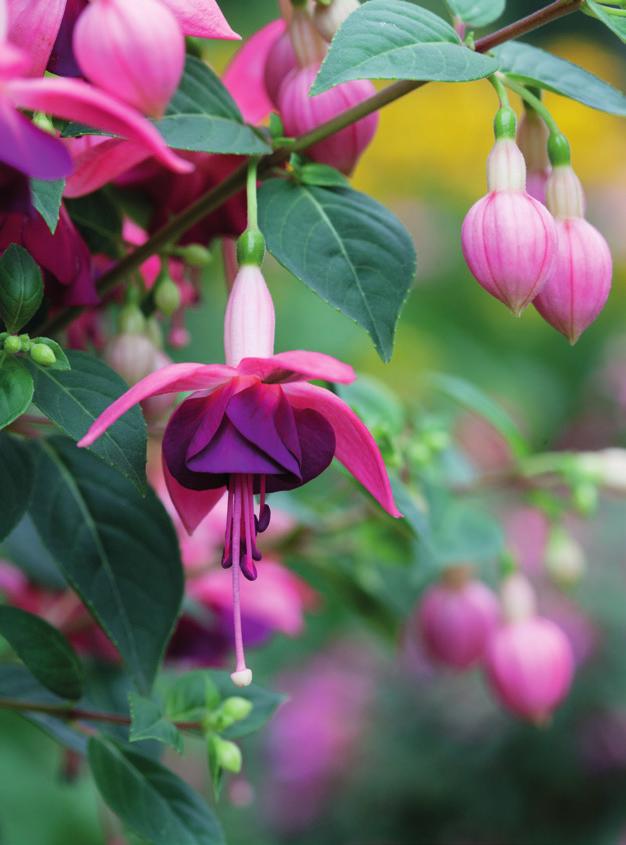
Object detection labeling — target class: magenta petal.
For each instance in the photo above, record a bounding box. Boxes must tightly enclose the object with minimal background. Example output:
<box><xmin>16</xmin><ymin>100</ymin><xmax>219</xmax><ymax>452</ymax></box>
<box><xmin>284</xmin><ymin>382</ymin><xmax>402</xmax><ymax>517</ymax></box>
<box><xmin>238</xmin><ymin>350</ymin><xmax>355</xmax><ymax>385</ymax></box>
<box><xmin>264</xmin><ymin>407</ymin><xmax>335</xmax><ymax>494</ymax></box>
<box><xmin>163</xmin><ymin>459</ymin><xmax>225</xmax><ymax>534</ymax></box>
<box><xmin>77</xmin><ymin>364</ymin><xmax>236</xmax><ymax>447</ymax></box>
<box><xmin>222</xmin><ymin>19</ymin><xmax>283</xmax><ymax>123</ymax></box>
<box><xmin>6</xmin><ymin>78</ymin><xmax>193</xmax><ymax>174</ymax></box>
<box><xmin>7</xmin><ymin>0</ymin><xmax>66</xmax><ymax>77</ymax></box>
<box><xmin>64</xmin><ymin>137</ymin><xmax>151</xmax><ymax>198</ymax></box>
<box><xmin>159</xmin><ymin>0</ymin><xmax>240</xmax><ymax>39</ymax></box>
<box><xmin>188</xmin><ymin>418</ymin><xmax>286</xmax><ymax>477</ymax></box>
<box><xmin>0</xmin><ymin>98</ymin><xmax>72</xmax><ymax>179</ymax></box>
<box><xmin>186</xmin><ymin>381</ymin><xmax>240</xmax><ymax>460</ymax></box>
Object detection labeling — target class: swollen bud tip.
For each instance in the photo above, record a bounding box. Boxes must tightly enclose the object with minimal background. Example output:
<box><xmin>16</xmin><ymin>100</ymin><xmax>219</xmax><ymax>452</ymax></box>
<box><xmin>230</xmin><ymin>668</ymin><xmax>253</xmax><ymax>688</ymax></box>
<box><xmin>493</xmin><ymin>106</ymin><xmax>517</xmax><ymax>141</ymax></box>
<box><xmin>547</xmin><ymin>132</ymin><xmax>571</xmax><ymax>168</ymax></box>
<box><xmin>236</xmin><ymin>229</ymin><xmax>266</xmax><ymax>266</ymax></box>
<box><xmin>30</xmin><ymin>343</ymin><xmax>57</xmax><ymax>367</ymax></box>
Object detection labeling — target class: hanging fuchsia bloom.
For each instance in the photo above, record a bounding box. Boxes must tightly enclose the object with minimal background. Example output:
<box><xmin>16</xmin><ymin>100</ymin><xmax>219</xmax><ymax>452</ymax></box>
<box><xmin>418</xmin><ymin>567</ymin><xmax>499</xmax><ymax>670</ymax></box>
<box><xmin>263</xmin><ymin>24</ymin><xmax>297</xmax><ymax>109</ymax></box>
<box><xmin>484</xmin><ymin>573</ymin><xmax>574</xmax><ymax>722</ymax></box>
<box><xmin>0</xmin><ymin>0</ymin><xmax>191</xmax><ymax>181</ymax></box>
<box><xmin>73</xmin><ymin>0</ymin><xmax>185</xmax><ymax>118</ymax></box>
<box><xmin>79</xmin><ymin>252</ymin><xmax>401</xmax><ymax>685</ymax></box>
<box><xmin>533</xmin><ymin>138</ymin><xmax>612</xmax><ymax>344</ymax></box>
<box><xmin>461</xmin><ymin>108</ymin><xmax>556</xmax><ymax>315</ymax></box>
<box><xmin>277</xmin><ymin>5</ymin><xmax>378</xmax><ymax>175</ymax></box>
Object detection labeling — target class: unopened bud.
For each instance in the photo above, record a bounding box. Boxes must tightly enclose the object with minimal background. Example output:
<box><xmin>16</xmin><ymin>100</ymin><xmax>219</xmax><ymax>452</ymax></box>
<box><xmin>500</xmin><ymin>572</ymin><xmax>536</xmax><ymax>623</ymax></box>
<box><xmin>118</xmin><ymin>304</ymin><xmax>146</xmax><ymax>335</ymax></box>
<box><xmin>30</xmin><ymin>342</ymin><xmax>57</xmax><ymax>366</ymax></box>
<box><xmin>105</xmin><ymin>333</ymin><xmax>158</xmax><ymax>385</ymax></box>
<box><xmin>176</xmin><ymin>244</ymin><xmax>213</xmax><ymax>267</ymax></box>
<box><xmin>545</xmin><ymin>526</ymin><xmax>586</xmax><ymax>588</ymax></box>
<box><xmin>220</xmin><ymin>697</ymin><xmax>253</xmax><ymax>725</ymax></box>
<box><xmin>211</xmin><ymin>737</ymin><xmax>242</xmax><ymax>774</ymax></box>
<box><xmin>4</xmin><ymin>335</ymin><xmax>20</xmax><ymax>354</ymax></box>
<box><xmin>155</xmin><ymin>275</ymin><xmax>181</xmax><ymax>317</ymax></box>
<box><xmin>577</xmin><ymin>449</ymin><xmax>626</xmax><ymax>495</ymax></box>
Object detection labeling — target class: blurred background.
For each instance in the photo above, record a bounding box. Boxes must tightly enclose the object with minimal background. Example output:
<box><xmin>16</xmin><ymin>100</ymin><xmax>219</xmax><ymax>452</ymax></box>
<box><xmin>1</xmin><ymin>1</ymin><xmax>625</xmax><ymax>843</ymax></box>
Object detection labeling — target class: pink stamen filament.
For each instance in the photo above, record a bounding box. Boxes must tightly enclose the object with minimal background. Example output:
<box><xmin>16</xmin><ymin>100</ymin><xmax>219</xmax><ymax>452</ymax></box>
<box><xmin>230</xmin><ymin>476</ymin><xmax>247</xmax><ymax>675</ymax></box>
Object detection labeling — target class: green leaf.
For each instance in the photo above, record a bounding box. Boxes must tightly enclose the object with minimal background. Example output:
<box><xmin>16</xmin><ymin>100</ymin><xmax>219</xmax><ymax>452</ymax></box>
<box><xmin>427</xmin><ymin>501</ymin><xmax>504</xmax><ymax>566</ymax></box>
<box><xmin>65</xmin><ymin>191</ymin><xmax>123</xmax><ymax>257</ymax></box>
<box><xmin>496</xmin><ymin>41</ymin><xmax>626</xmax><ymax>117</ymax></box>
<box><xmin>445</xmin><ymin>0</ymin><xmax>505</xmax><ymax>27</ymax></box>
<box><xmin>297</xmin><ymin>162</ymin><xmax>350</xmax><ymax>189</ymax></box>
<box><xmin>88</xmin><ymin>736</ymin><xmax>225</xmax><ymax>845</ymax></box>
<box><xmin>0</xmin><ymin>606</ymin><xmax>84</xmax><ymax>700</ymax></box>
<box><xmin>155</xmin><ymin>56</ymin><xmax>271</xmax><ymax>155</ymax></box>
<box><xmin>584</xmin><ymin>0</ymin><xmax>626</xmax><ymax>43</ymax></box>
<box><xmin>338</xmin><ymin>376</ymin><xmax>406</xmax><ymax>436</ymax></box>
<box><xmin>428</xmin><ymin>372</ymin><xmax>529</xmax><ymax>460</ymax></box>
<box><xmin>210</xmin><ymin>671</ymin><xmax>285</xmax><ymax>740</ymax></box>
<box><xmin>25</xmin><ymin>350</ymin><xmax>147</xmax><ymax>492</ymax></box>
<box><xmin>29</xmin><ymin>438</ymin><xmax>184</xmax><ymax>693</ymax></box>
<box><xmin>165</xmin><ymin>671</ymin><xmax>220</xmax><ymax>723</ymax></box>
<box><xmin>0</xmin><ymin>434</ymin><xmax>34</xmax><ymax>541</ymax></box>
<box><xmin>31</xmin><ymin>179</ymin><xmax>65</xmax><ymax>234</ymax></box>
<box><xmin>312</xmin><ymin>0</ymin><xmax>499</xmax><ymax>94</ymax></box>
<box><xmin>0</xmin><ymin>357</ymin><xmax>33</xmax><ymax>430</ymax></box>
<box><xmin>0</xmin><ymin>245</ymin><xmax>44</xmax><ymax>333</ymax></box>
<box><xmin>129</xmin><ymin>692</ymin><xmax>183</xmax><ymax>753</ymax></box>
<box><xmin>259</xmin><ymin>179</ymin><xmax>416</xmax><ymax>361</ymax></box>
<box><xmin>2</xmin><ymin>514</ymin><xmax>65</xmax><ymax>589</ymax></box>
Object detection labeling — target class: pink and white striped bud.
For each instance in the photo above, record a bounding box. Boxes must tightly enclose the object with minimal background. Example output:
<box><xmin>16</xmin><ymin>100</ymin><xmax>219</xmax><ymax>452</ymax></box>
<box><xmin>516</xmin><ymin>109</ymin><xmax>550</xmax><ymax>204</ymax></box>
<box><xmin>264</xmin><ymin>28</ymin><xmax>298</xmax><ymax>107</ymax></box>
<box><xmin>461</xmin><ymin>111</ymin><xmax>556</xmax><ymax>315</ymax></box>
<box><xmin>279</xmin><ymin>65</ymin><xmax>378</xmax><ymax>175</ymax></box>
<box><xmin>73</xmin><ymin>0</ymin><xmax>185</xmax><ymax>117</ymax></box>
<box><xmin>313</xmin><ymin>0</ymin><xmax>360</xmax><ymax>42</ymax></box>
<box><xmin>104</xmin><ymin>333</ymin><xmax>159</xmax><ymax>386</ymax></box>
<box><xmin>224</xmin><ymin>265</ymin><xmax>276</xmax><ymax>367</ymax></box>
<box><xmin>417</xmin><ymin>567</ymin><xmax>500</xmax><ymax>670</ymax></box>
<box><xmin>485</xmin><ymin>573</ymin><xmax>574</xmax><ymax>722</ymax></box>
<box><xmin>533</xmin><ymin>159</ymin><xmax>612</xmax><ymax>344</ymax></box>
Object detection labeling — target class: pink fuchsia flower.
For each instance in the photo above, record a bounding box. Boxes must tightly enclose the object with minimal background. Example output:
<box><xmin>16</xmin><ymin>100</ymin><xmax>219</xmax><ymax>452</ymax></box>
<box><xmin>0</xmin><ymin>206</ymin><xmax>96</xmax><ymax>306</ymax></box>
<box><xmin>461</xmin><ymin>107</ymin><xmax>556</xmax><ymax>315</ymax></box>
<box><xmin>417</xmin><ymin>566</ymin><xmax>500</xmax><ymax>670</ymax></box>
<box><xmin>6</xmin><ymin>0</ymin><xmax>238</xmax><ymax>78</ymax></box>
<box><xmin>73</xmin><ymin>0</ymin><xmax>185</xmax><ymax>118</ymax></box>
<box><xmin>263</xmin><ymin>23</ymin><xmax>297</xmax><ymax>110</ymax></box>
<box><xmin>484</xmin><ymin>573</ymin><xmax>574</xmax><ymax>722</ymax></box>
<box><xmin>79</xmin><ymin>260</ymin><xmax>400</xmax><ymax>685</ymax></box>
<box><xmin>516</xmin><ymin>107</ymin><xmax>550</xmax><ymax>205</ymax></box>
<box><xmin>533</xmin><ymin>139</ymin><xmax>612</xmax><ymax>344</ymax></box>
<box><xmin>313</xmin><ymin>0</ymin><xmax>360</xmax><ymax>42</ymax></box>
<box><xmin>0</xmin><ymin>0</ymin><xmax>191</xmax><ymax>181</ymax></box>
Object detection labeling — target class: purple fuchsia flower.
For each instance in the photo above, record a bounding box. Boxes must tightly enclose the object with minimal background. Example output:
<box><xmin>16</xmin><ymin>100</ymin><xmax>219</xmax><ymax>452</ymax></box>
<box><xmin>79</xmin><ymin>258</ymin><xmax>401</xmax><ymax>686</ymax></box>
<box><xmin>0</xmin><ymin>0</ymin><xmax>191</xmax><ymax>182</ymax></box>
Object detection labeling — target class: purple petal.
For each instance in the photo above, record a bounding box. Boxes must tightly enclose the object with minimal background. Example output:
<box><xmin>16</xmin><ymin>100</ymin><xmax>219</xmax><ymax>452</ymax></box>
<box><xmin>0</xmin><ymin>99</ymin><xmax>72</xmax><ymax>180</ymax></box>
<box><xmin>187</xmin><ymin>417</ymin><xmax>286</xmax><ymax>477</ymax></box>
<box><xmin>265</xmin><ymin>408</ymin><xmax>335</xmax><ymax>494</ymax></box>
<box><xmin>186</xmin><ymin>379</ymin><xmax>242</xmax><ymax>459</ymax></box>
<box><xmin>163</xmin><ymin>394</ymin><xmax>227</xmax><ymax>491</ymax></box>
<box><xmin>47</xmin><ymin>0</ymin><xmax>87</xmax><ymax>77</ymax></box>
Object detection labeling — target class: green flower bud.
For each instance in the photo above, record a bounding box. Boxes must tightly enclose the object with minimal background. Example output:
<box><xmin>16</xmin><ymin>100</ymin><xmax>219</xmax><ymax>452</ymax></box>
<box><xmin>4</xmin><ymin>335</ymin><xmax>21</xmax><ymax>354</ymax></box>
<box><xmin>236</xmin><ymin>229</ymin><xmax>266</xmax><ymax>267</ymax></box>
<box><xmin>212</xmin><ymin>737</ymin><xmax>242</xmax><ymax>774</ymax></box>
<box><xmin>177</xmin><ymin>244</ymin><xmax>212</xmax><ymax>267</ymax></box>
<box><xmin>118</xmin><ymin>304</ymin><xmax>146</xmax><ymax>335</ymax></box>
<box><xmin>19</xmin><ymin>334</ymin><xmax>31</xmax><ymax>353</ymax></box>
<box><xmin>155</xmin><ymin>276</ymin><xmax>181</xmax><ymax>317</ymax></box>
<box><xmin>220</xmin><ymin>696</ymin><xmax>253</xmax><ymax>725</ymax></box>
<box><xmin>493</xmin><ymin>106</ymin><xmax>517</xmax><ymax>141</ymax></box>
<box><xmin>30</xmin><ymin>342</ymin><xmax>57</xmax><ymax>367</ymax></box>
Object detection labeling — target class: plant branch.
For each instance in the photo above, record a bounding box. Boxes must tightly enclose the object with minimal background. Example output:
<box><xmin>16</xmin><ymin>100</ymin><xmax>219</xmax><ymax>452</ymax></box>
<box><xmin>40</xmin><ymin>0</ymin><xmax>583</xmax><ymax>336</ymax></box>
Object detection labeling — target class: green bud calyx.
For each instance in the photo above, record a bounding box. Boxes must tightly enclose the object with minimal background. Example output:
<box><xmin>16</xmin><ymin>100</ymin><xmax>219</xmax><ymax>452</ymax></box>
<box><xmin>237</xmin><ymin>228</ymin><xmax>266</xmax><ymax>266</ymax></box>
<box><xmin>118</xmin><ymin>304</ymin><xmax>146</xmax><ymax>335</ymax></box>
<box><xmin>547</xmin><ymin>132</ymin><xmax>571</xmax><ymax>167</ymax></box>
<box><xmin>493</xmin><ymin>106</ymin><xmax>517</xmax><ymax>140</ymax></box>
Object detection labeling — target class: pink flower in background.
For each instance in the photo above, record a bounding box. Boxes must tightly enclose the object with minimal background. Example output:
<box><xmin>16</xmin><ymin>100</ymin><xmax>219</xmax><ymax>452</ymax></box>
<box><xmin>504</xmin><ymin>507</ymin><xmax>550</xmax><ymax>577</ymax></box>
<box><xmin>516</xmin><ymin>108</ymin><xmax>550</xmax><ymax>205</ymax></box>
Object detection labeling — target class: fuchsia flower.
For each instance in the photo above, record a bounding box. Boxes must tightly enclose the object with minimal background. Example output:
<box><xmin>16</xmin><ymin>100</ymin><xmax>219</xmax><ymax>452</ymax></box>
<box><xmin>418</xmin><ymin>567</ymin><xmax>499</xmax><ymax>669</ymax></box>
<box><xmin>79</xmin><ymin>259</ymin><xmax>401</xmax><ymax>685</ymax></box>
<box><xmin>0</xmin><ymin>0</ymin><xmax>191</xmax><ymax>181</ymax></box>
<box><xmin>533</xmin><ymin>154</ymin><xmax>612</xmax><ymax>344</ymax></box>
<box><xmin>461</xmin><ymin>108</ymin><xmax>556</xmax><ymax>315</ymax></box>
<box><xmin>484</xmin><ymin>573</ymin><xmax>574</xmax><ymax>722</ymax></box>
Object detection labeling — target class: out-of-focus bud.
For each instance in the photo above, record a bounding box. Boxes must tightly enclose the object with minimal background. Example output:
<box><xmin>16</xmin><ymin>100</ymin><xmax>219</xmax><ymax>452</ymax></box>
<box><xmin>73</xmin><ymin>0</ymin><xmax>185</xmax><ymax>117</ymax></box>
<box><xmin>533</xmin><ymin>135</ymin><xmax>612</xmax><ymax>344</ymax></box>
<box><xmin>461</xmin><ymin>108</ymin><xmax>557</xmax><ymax>315</ymax></box>
<box><xmin>104</xmin><ymin>333</ymin><xmax>158</xmax><ymax>386</ymax></box>
<box><xmin>577</xmin><ymin>449</ymin><xmax>626</xmax><ymax>495</ymax></box>
<box><xmin>417</xmin><ymin>566</ymin><xmax>500</xmax><ymax>670</ymax></box>
<box><xmin>155</xmin><ymin>273</ymin><xmax>182</xmax><ymax>317</ymax></box>
<box><xmin>516</xmin><ymin>106</ymin><xmax>550</xmax><ymax>204</ymax></box>
<box><xmin>175</xmin><ymin>244</ymin><xmax>213</xmax><ymax>268</ymax></box>
<box><xmin>118</xmin><ymin>303</ymin><xmax>146</xmax><ymax>335</ymax></box>
<box><xmin>544</xmin><ymin>526</ymin><xmax>586</xmax><ymax>588</ymax></box>
<box><xmin>29</xmin><ymin>342</ymin><xmax>57</xmax><ymax>367</ymax></box>
<box><xmin>210</xmin><ymin>736</ymin><xmax>242</xmax><ymax>773</ymax></box>
<box><xmin>217</xmin><ymin>696</ymin><xmax>254</xmax><ymax>728</ymax></box>
<box><xmin>313</xmin><ymin>0</ymin><xmax>360</xmax><ymax>42</ymax></box>
<box><xmin>499</xmin><ymin>571</ymin><xmax>536</xmax><ymax>622</ymax></box>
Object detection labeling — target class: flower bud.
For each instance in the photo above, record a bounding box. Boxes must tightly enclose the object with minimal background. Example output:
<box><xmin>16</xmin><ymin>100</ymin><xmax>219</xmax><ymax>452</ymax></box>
<box><xmin>313</xmin><ymin>0</ymin><xmax>360</xmax><ymax>42</ymax></box>
<box><xmin>118</xmin><ymin>304</ymin><xmax>146</xmax><ymax>335</ymax></box>
<box><xmin>104</xmin><ymin>333</ymin><xmax>158</xmax><ymax>386</ymax></box>
<box><xmin>544</xmin><ymin>526</ymin><xmax>586</xmax><ymax>588</ymax></box>
<box><xmin>278</xmin><ymin>65</ymin><xmax>378</xmax><ymax>174</ymax></box>
<box><xmin>4</xmin><ymin>335</ymin><xmax>20</xmax><ymax>354</ymax></box>
<box><xmin>210</xmin><ymin>736</ymin><xmax>242</xmax><ymax>774</ymax></box>
<box><xmin>417</xmin><ymin>568</ymin><xmax>500</xmax><ymax>669</ymax></box>
<box><xmin>577</xmin><ymin>449</ymin><xmax>626</xmax><ymax>495</ymax></box>
<box><xmin>176</xmin><ymin>244</ymin><xmax>213</xmax><ymax>268</ymax></box>
<box><xmin>516</xmin><ymin>108</ymin><xmax>550</xmax><ymax>204</ymax></box>
<box><xmin>264</xmin><ymin>29</ymin><xmax>298</xmax><ymax>107</ymax></box>
<box><xmin>224</xmin><ymin>265</ymin><xmax>275</xmax><ymax>367</ymax></box>
<box><xmin>484</xmin><ymin>615</ymin><xmax>574</xmax><ymax>722</ymax></box>
<box><xmin>219</xmin><ymin>696</ymin><xmax>253</xmax><ymax>726</ymax></box>
<box><xmin>461</xmin><ymin>135</ymin><xmax>557</xmax><ymax>315</ymax></box>
<box><xmin>499</xmin><ymin>572</ymin><xmax>536</xmax><ymax>623</ymax></box>
<box><xmin>29</xmin><ymin>342</ymin><xmax>57</xmax><ymax>367</ymax></box>
<box><xmin>533</xmin><ymin>165</ymin><xmax>612</xmax><ymax>344</ymax></box>
<box><xmin>155</xmin><ymin>275</ymin><xmax>182</xmax><ymax>317</ymax></box>
<box><xmin>73</xmin><ymin>0</ymin><xmax>185</xmax><ymax>117</ymax></box>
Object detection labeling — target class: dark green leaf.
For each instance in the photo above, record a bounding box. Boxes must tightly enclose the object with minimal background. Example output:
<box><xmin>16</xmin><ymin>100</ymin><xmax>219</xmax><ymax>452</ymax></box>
<box><xmin>2</xmin><ymin>514</ymin><xmax>65</xmax><ymax>589</ymax></box>
<box><xmin>0</xmin><ymin>245</ymin><xmax>44</xmax><ymax>333</ymax></box>
<box><xmin>155</xmin><ymin>56</ymin><xmax>271</xmax><ymax>154</ymax></box>
<box><xmin>25</xmin><ymin>350</ymin><xmax>147</xmax><ymax>492</ymax></box>
<box><xmin>496</xmin><ymin>41</ymin><xmax>626</xmax><ymax>116</ymax></box>
<box><xmin>428</xmin><ymin>501</ymin><xmax>504</xmax><ymax>566</ymax></box>
<box><xmin>0</xmin><ymin>434</ymin><xmax>34</xmax><ymax>541</ymax></box>
<box><xmin>297</xmin><ymin>162</ymin><xmax>350</xmax><ymax>188</ymax></box>
<box><xmin>312</xmin><ymin>0</ymin><xmax>499</xmax><ymax>94</ymax></box>
<box><xmin>584</xmin><ymin>0</ymin><xmax>626</xmax><ymax>42</ymax></box>
<box><xmin>31</xmin><ymin>179</ymin><xmax>65</xmax><ymax>234</ymax></box>
<box><xmin>65</xmin><ymin>191</ymin><xmax>123</xmax><ymax>257</ymax></box>
<box><xmin>445</xmin><ymin>0</ymin><xmax>505</xmax><ymax>27</ymax></box>
<box><xmin>428</xmin><ymin>372</ymin><xmax>529</xmax><ymax>460</ymax></box>
<box><xmin>259</xmin><ymin>179</ymin><xmax>416</xmax><ymax>361</ymax></box>
<box><xmin>390</xmin><ymin>476</ymin><xmax>428</xmax><ymax>538</ymax></box>
<box><xmin>0</xmin><ymin>606</ymin><xmax>84</xmax><ymax>700</ymax></box>
<box><xmin>29</xmin><ymin>438</ymin><xmax>184</xmax><ymax>693</ymax></box>
<box><xmin>210</xmin><ymin>671</ymin><xmax>285</xmax><ymax>739</ymax></box>
<box><xmin>88</xmin><ymin>736</ymin><xmax>225</xmax><ymax>845</ymax></box>
<box><xmin>0</xmin><ymin>356</ymin><xmax>33</xmax><ymax>430</ymax></box>
<box><xmin>129</xmin><ymin>692</ymin><xmax>183</xmax><ymax>753</ymax></box>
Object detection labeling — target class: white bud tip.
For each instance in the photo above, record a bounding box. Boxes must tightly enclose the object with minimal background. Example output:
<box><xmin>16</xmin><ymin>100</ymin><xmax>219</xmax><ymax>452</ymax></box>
<box><xmin>230</xmin><ymin>669</ymin><xmax>253</xmax><ymax>688</ymax></box>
